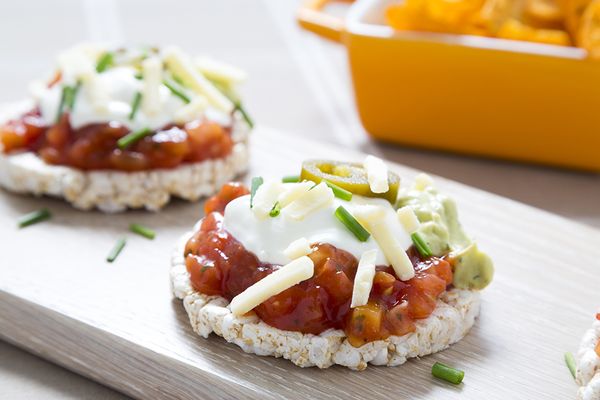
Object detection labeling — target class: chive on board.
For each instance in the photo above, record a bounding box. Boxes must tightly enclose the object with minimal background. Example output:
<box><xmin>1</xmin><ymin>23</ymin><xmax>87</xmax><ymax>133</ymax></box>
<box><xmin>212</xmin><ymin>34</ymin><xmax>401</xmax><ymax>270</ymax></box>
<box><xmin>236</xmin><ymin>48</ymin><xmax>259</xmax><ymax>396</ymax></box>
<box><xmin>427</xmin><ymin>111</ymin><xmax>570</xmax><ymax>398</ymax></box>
<box><xmin>431</xmin><ymin>362</ymin><xmax>464</xmax><ymax>385</ymax></box>
<box><xmin>129</xmin><ymin>223</ymin><xmax>155</xmax><ymax>240</ymax></box>
<box><xmin>106</xmin><ymin>238</ymin><xmax>127</xmax><ymax>262</ymax></box>
<box><xmin>565</xmin><ymin>352</ymin><xmax>576</xmax><ymax>379</ymax></box>
<box><xmin>18</xmin><ymin>209</ymin><xmax>51</xmax><ymax>228</ymax></box>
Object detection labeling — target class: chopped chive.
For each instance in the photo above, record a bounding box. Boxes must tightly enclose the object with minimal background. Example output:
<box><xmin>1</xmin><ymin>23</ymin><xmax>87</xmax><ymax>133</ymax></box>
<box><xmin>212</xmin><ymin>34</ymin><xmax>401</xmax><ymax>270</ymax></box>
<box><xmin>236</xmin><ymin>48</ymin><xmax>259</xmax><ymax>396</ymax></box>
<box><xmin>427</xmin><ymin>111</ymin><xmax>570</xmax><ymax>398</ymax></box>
<box><xmin>172</xmin><ymin>74</ymin><xmax>186</xmax><ymax>86</ymax></box>
<box><xmin>325</xmin><ymin>180</ymin><xmax>353</xmax><ymax>201</ymax></box>
<box><xmin>65</xmin><ymin>82</ymin><xmax>81</xmax><ymax>110</ymax></box>
<box><xmin>55</xmin><ymin>86</ymin><xmax>68</xmax><ymax>122</ymax></box>
<box><xmin>235</xmin><ymin>102</ymin><xmax>254</xmax><ymax>129</ymax></box>
<box><xmin>55</xmin><ymin>84</ymin><xmax>80</xmax><ymax>122</ymax></box>
<box><xmin>565</xmin><ymin>352</ymin><xmax>576</xmax><ymax>379</ymax></box>
<box><xmin>129</xmin><ymin>92</ymin><xmax>142</xmax><ymax>120</ymax></box>
<box><xmin>18</xmin><ymin>208</ymin><xmax>51</xmax><ymax>228</ymax></box>
<box><xmin>250</xmin><ymin>176</ymin><xmax>263</xmax><ymax>208</ymax></box>
<box><xmin>269</xmin><ymin>202</ymin><xmax>281</xmax><ymax>217</ymax></box>
<box><xmin>411</xmin><ymin>232</ymin><xmax>433</xmax><ymax>258</ymax></box>
<box><xmin>163</xmin><ymin>79</ymin><xmax>191</xmax><ymax>104</ymax></box>
<box><xmin>134</xmin><ymin>72</ymin><xmax>143</xmax><ymax>80</ymax></box>
<box><xmin>208</xmin><ymin>78</ymin><xmax>254</xmax><ymax>129</ymax></box>
<box><xmin>117</xmin><ymin>127</ymin><xmax>152</xmax><ymax>150</ymax></box>
<box><xmin>432</xmin><ymin>362</ymin><xmax>464</xmax><ymax>385</ymax></box>
<box><xmin>282</xmin><ymin>175</ymin><xmax>300</xmax><ymax>183</ymax></box>
<box><xmin>129</xmin><ymin>223</ymin><xmax>155</xmax><ymax>240</ymax></box>
<box><xmin>334</xmin><ymin>206</ymin><xmax>370</xmax><ymax>242</ymax></box>
<box><xmin>96</xmin><ymin>52</ymin><xmax>114</xmax><ymax>73</ymax></box>
<box><xmin>106</xmin><ymin>237</ymin><xmax>126</xmax><ymax>262</ymax></box>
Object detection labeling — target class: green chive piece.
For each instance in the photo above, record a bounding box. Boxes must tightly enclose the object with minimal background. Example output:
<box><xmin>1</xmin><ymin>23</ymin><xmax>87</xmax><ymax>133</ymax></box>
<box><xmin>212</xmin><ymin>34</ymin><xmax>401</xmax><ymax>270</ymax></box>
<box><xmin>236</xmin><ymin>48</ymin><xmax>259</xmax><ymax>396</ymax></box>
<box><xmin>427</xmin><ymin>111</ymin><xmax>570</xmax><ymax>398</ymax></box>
<box><xmin>96</xmin><ymin>52</ymin><xmax>114</xmax><ymax>73</ymax></box>
<box><xmin>129</xmin><ymin>92</ymin><xmax>142</xmax><ymax>120</ymax></box>
<box><xmin>235</xmin><ymin>102</ymin><xmax>254</xmax><ymax>129</ymax></box>
<box><xmin>106</xmin><ymin>237</ymin><xmax>126</xmax><ymax>262</ymax></box>
<box><xmin>208</xmin><ymin>78</ymin><xmax>254</xmax><ymax>129</ymax></box>
<box><xmin>565</xmin><ymin>352</ymin><xmax>577</xmax><ymax>379</ymax></box>
<box><xmin>129</xmin><ymin>223</ymin><xmax>155</xmax><ymax>240</ymax></box>
<box><xmin>117</xmin><ymin>127</ymin><xmax>152</xmax><ymax>150</ymax></box>
<box><xmin>18</xmin><ymin>208</ymin><xmax>51</xmax><ymax>228</ymax></box>
<box><xmin>325</xmin><ymin>180</ymin><xmax>353</xmax><ymax>201</ymax></box>
<box><xmin>250</xmin><ymin>177</ymin><xmax>263</xmax><ymax>208</ymax></box>
<box><xmin>411</xmin><ymin>232</ymin><xmax>433</xmax><ymax>258</ymax></box>
<box><xmin>163</xmin><ymin>79</ymin><xmax>191</xmax><ymax>104</ymax></box>
<box><xmin>134</xmin><ymin>72</ymin><xmax>143</xmax><ymax>80</ymax></box>
<box><xmin>65</xmin><ymin>82</ymin><xmax>81</xmax><ymax>110</ymax></box>
<box><xmin>55</xmin><ymin>86</ymin><xmax>68</xmax><ymax>122</ymax></box>
<box><xmin>334</xmin><ymin>206</ymin><xmax>370</xmax><ymax>242</ymax></box>
<box><xmin>172</xmin><ymin>74</ymin><xmax>186</xmax><ymax>86</ymax></box>
<box><xmin>431</xmin><ymin>362</ymin><xmax>464</xmax><ymax>385</ymax></box>
<box><xmin>269</xmin><ymin>202</ymin><xmax>281</xmax><ymax>217</ymax></box>
<box><xmin>282</xmin><ymin>175</ymin><xmax>300</xmax><ymax>183</ymax></box>
<box><xmin>55</xmin><ymin>84</ymin><xmax>81</xmax><ymax>122</ymax></box>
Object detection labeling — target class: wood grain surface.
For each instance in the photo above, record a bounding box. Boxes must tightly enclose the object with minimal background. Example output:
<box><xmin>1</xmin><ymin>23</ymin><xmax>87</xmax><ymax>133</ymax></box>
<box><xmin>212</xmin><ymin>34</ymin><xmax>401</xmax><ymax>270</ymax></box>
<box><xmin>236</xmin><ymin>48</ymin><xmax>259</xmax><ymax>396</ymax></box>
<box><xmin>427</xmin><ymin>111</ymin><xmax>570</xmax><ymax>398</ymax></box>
<box><xmin>0</xmin><ymin>126</ymin><xmax>598</xmax><ymax>400</ymax></box>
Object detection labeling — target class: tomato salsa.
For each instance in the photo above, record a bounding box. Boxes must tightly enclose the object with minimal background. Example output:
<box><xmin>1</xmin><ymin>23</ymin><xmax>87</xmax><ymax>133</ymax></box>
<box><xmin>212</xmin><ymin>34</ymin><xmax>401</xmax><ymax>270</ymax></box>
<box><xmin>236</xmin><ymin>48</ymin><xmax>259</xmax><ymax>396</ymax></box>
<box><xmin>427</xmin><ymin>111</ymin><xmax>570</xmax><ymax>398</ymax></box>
<box><xmin>0</xmin><ymin>109</ymin><xmax>234</xmax><ymax>171</ymax></box>
<box><xmin>184</xmin><ymin>183</ymin><xmax>454</xmax><ymax>347</ymax></box>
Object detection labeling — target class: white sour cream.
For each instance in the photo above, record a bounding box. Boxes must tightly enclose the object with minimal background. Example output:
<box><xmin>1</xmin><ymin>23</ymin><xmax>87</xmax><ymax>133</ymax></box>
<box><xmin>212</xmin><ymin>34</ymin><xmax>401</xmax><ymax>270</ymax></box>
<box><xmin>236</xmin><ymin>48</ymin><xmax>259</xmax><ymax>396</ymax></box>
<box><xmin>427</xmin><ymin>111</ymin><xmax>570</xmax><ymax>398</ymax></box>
<box><xmin>223</xmin><ymin>192</ymin><xmax>412</xmax><ymax>266</ymax></box>
<box><xmin>35</xmin><ymin>66</ymin><xmax>229</xmax><ymax>131</ymax></box>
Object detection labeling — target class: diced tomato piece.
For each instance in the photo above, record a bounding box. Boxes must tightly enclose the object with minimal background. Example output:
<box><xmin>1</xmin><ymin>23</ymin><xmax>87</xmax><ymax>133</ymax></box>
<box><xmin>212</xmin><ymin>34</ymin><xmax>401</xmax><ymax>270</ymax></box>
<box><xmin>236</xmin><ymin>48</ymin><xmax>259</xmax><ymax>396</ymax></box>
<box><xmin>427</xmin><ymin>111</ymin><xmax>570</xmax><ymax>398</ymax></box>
<box><xmin>186</xmin><ymin>254</ymin><xmax>222</xmax><ymax>296</ymax></box>
<box><xmin>46</xmin><ymin>114</ymin><xmax>70</xmax><ymax>147</ymax></box>
<box><xmin>108</xmin><ymin>149</ymin><xmax>149</xmax><ymax>171</ymax></box>
<box><xmin>385</xmin><ymin>301</ymin><xmax>416</xmax><ymax>337</ymax></box>
<box><xmin>314</xmin><ymin>258</ymin><xmax>354</xmax><ymax>307</ymax></box>
<box><xmin>204</xmin><ymin>182</ymin><xmax>250</xmax><ymax>215</ymax></box>
<box><xmin>346</xmin><ymin>302</ymin><xmax>384</xmax><ymax>347</ymax></box>
<box><xmin>0</xmin><ymin>124</ymin><xmax>27</xmax><ymax>151</ymax></box>
<box><xmin>409</xmin><ymin>273</ymin><xmax>447</xmax><ymax>299</ymax></box>
<box><xmin>404</xmin><ymin>287</ymin><xmax>437</xmax><ymax>319</ymax></box>
<box><xmin>185</xmin><ymin>120</ymin><xmax>233</xmax><ymax>162</ymax></box>
<box><xmin>199</xmin><ymin>212</ymin><xmax>224</xmax><ymax>233</ymax></box>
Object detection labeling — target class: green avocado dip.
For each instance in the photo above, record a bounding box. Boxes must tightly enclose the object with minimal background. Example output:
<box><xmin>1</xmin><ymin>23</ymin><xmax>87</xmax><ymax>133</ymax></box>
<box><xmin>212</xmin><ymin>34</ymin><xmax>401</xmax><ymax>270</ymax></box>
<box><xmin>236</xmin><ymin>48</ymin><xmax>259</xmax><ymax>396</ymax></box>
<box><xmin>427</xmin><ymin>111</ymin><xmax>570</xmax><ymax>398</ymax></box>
<box><xmin>396</xmin><ymin>176</ymin><xmax>494</xmax><ymax>290</ymax></box>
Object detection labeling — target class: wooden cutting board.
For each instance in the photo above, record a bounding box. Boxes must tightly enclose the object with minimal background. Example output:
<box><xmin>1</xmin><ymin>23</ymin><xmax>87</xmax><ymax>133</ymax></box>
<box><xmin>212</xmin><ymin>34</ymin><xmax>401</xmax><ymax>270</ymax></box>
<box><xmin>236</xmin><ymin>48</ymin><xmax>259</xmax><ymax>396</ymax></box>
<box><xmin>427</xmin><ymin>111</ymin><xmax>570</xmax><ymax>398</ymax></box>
<box><xmin>0</xmin><ymin>126</ymin><xmax>598</xmax><ymax>400</ymax></box>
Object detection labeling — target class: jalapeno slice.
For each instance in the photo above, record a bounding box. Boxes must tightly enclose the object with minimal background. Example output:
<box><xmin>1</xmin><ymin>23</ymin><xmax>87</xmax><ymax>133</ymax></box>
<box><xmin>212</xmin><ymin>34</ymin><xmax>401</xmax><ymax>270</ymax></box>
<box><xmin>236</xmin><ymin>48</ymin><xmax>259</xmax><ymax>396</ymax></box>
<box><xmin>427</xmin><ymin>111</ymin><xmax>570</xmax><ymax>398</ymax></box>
<box><xmin>300</xmin><ymin>159</ymin><xmax>400</xmax><ymax>203</ymax></box>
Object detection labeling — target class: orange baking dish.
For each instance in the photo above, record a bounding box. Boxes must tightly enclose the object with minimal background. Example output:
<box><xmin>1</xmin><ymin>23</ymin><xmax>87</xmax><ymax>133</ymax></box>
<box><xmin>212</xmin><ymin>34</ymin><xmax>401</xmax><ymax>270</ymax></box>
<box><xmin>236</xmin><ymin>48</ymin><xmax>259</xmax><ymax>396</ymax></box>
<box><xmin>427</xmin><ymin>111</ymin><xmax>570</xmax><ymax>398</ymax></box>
<box><xmin>297</xmin><ymin>0</ymin><xmax>600</xmax><ymax>172</ymax></box>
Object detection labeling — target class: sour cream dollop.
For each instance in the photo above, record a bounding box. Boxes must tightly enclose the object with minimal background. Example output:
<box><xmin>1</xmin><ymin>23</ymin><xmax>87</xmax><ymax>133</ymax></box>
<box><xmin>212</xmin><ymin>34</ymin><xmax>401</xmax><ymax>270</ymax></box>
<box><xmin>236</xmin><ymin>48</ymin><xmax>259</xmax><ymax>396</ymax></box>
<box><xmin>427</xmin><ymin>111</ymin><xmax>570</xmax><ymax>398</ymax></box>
<box><xmin>35</xmin><ymin>66</ymin><xmax>231</xmax><ymax>131</ymax></box>
<box><xmin>223</xmin><ymin>190</ymin><xmax>412</xmax><ymax>266</ymax></box>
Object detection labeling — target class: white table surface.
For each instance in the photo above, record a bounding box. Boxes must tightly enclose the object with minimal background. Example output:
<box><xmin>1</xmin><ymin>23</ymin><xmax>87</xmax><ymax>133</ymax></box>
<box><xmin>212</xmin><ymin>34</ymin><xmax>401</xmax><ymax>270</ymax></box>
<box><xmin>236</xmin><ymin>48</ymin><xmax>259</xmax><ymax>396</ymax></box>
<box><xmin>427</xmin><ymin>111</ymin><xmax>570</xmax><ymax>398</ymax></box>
<box><xmin>0</xmin><ymin>1</ymin><xmax>598</xmax><ymax>399</ymax></box>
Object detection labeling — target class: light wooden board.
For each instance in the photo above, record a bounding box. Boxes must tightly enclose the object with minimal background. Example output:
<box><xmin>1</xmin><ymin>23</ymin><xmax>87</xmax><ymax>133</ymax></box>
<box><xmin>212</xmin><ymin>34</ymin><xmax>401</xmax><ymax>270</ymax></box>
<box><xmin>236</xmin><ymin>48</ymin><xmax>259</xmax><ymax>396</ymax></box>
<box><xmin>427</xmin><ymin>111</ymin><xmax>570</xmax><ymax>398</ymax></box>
<box><xmin>0</xmin><ymin>126</ymin><xmax>599</xmax><ymax>400</ymax></box>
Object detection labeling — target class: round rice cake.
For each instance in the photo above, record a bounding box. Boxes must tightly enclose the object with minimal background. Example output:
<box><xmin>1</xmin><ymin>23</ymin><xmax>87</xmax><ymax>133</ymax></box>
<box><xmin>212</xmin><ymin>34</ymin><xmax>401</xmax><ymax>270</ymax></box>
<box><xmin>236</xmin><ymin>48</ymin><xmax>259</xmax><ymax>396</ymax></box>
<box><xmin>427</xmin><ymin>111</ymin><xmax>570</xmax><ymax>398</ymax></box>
<box><xmin>170</xmin><ymin>230</ymin><xmax>481</xmax><ymax>371</ymax></box>
<box><xmin>576</xmin><ymin>314</ymin><xmax>600</xmax><ymax>399</ymax></box>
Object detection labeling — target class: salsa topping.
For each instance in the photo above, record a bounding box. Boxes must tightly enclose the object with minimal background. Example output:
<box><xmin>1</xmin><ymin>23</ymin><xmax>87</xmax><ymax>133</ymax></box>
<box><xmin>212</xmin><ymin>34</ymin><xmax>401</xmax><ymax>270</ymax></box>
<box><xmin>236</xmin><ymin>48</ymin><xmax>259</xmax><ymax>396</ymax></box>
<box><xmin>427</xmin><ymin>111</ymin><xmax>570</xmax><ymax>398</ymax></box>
<box><xmin>0</xmin><ymin>112</ymin><xmax>234</xmax><ymax>170</ymax></box>
<box><xmin>185</xmin><ymin>182</ymin><xmax>455</xmax><ymax>347</ymax></box>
